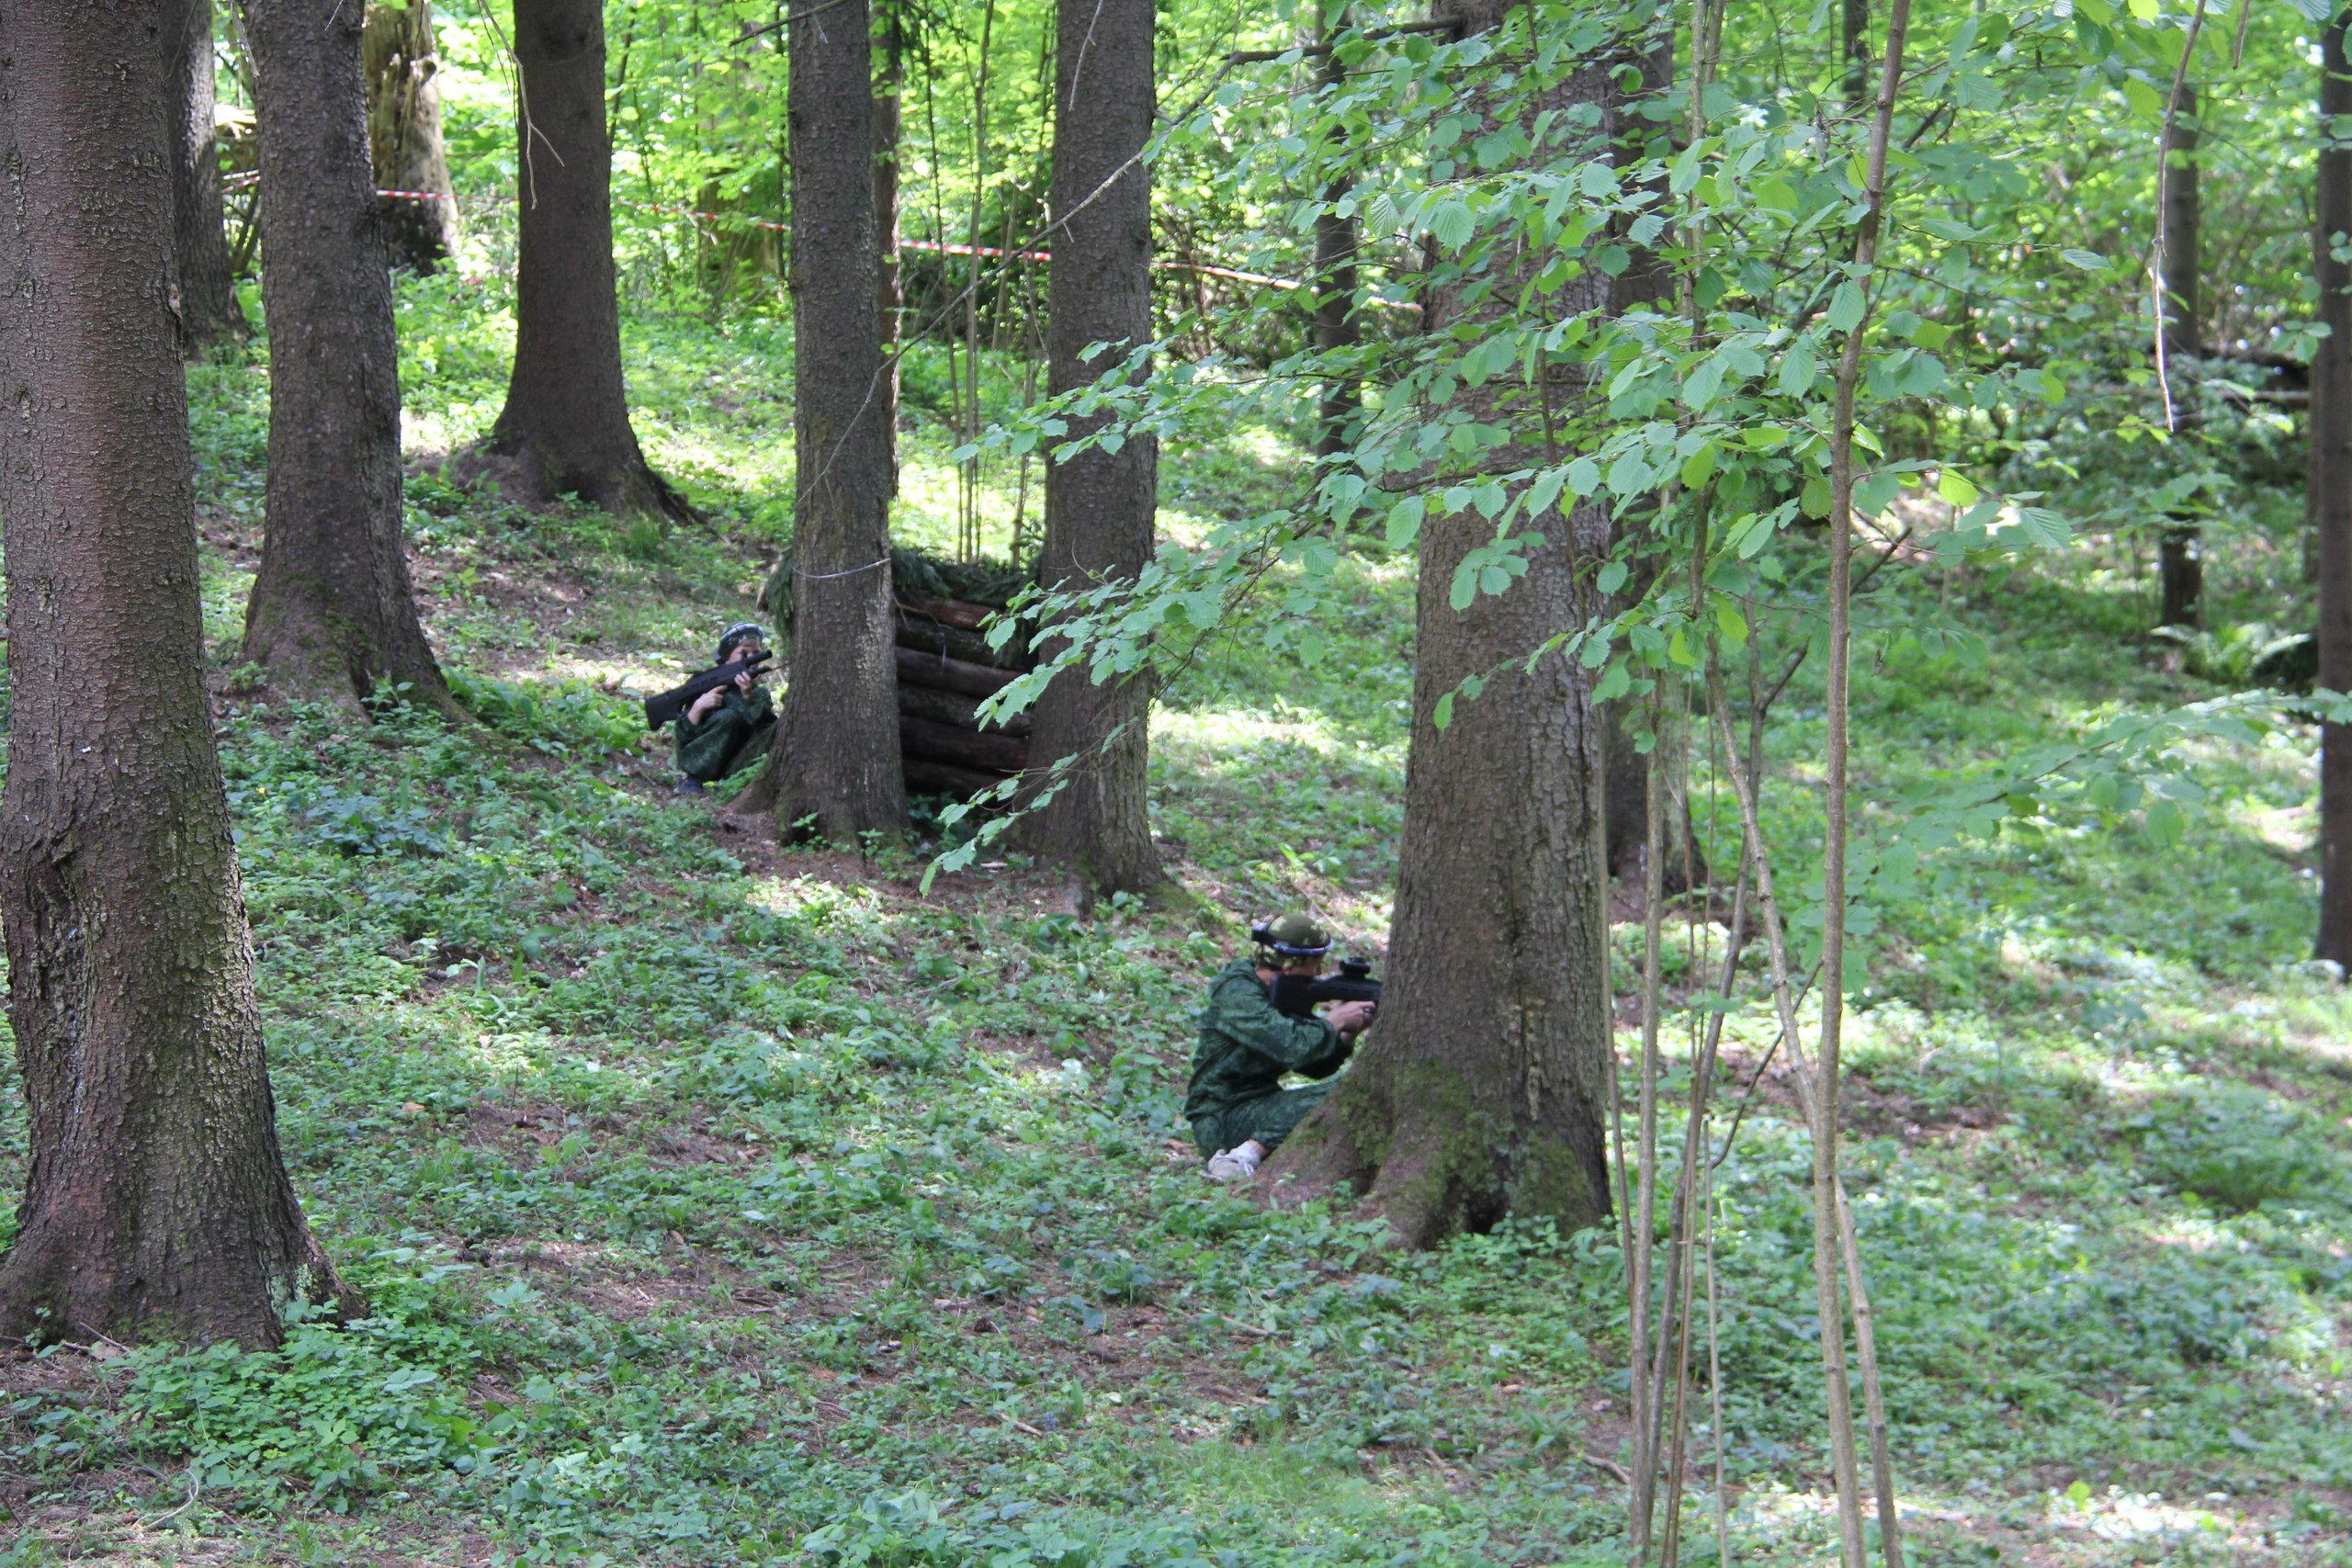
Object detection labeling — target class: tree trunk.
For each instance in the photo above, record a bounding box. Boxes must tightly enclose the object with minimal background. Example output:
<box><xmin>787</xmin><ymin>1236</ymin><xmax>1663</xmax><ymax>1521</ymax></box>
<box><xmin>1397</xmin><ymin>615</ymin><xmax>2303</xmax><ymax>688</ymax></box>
<box><xmin>766</xmin><ymin>0</ymin><xmax>908</xmax><ymax>842</ymax></box>
<box><xmin>164</xmin><ymin>0</ymin><xmax>248</xmax><ymax>348</ymax></box>
<box><xmin>1604</xmin><ymin>695</ymin><xmax>1708</xmax><ymax>894</ymax></box>
<box><xmin>1312</xmin><ymin>28</ymin><xmax>1360</xmax><ymax>460</ymax></box>
<box><xmin>0</xmin><ymin>0</ymin><xmax>356</xmax><ymax>1350</ymax></box>
<box><xmin>2157</xmin><ymin>79</ymin><xmax>2203</xmax><ymax>630</ymax></box>
<box><xmin>242</xmin><ymin>0</ymin><xmax>458</xmax><ymax>716</ymax></box>
<box><xmin>1020</xmin><ymin>0</ymin><xmax>1165</xmax><ymax>897</ymax></box>
<box><xmin>363</xmin><ymin>1</ymin><xmax>461</xmax><ymax>274</ymax></box>
<box><xmin>472</xmin><ymin>0</ymin><xmax>695</xmax><ymax>522</ymax></box>
<box><xmin>1842</xmin><ymin>0</ymin><xmax>1870</xmax><ymax>109</ymax></box>
<box><xmin>2316</xmin><ymin>17</ymin><xmax>2352</xmax><ymax>966</ymax></box>
<box><xmin>876</xmin><ymin>0</ymin><xmax>904</xmax><ymax>492</ymax></box>
<box><xmin>1274</xmin><ymin>0</ymin><xmax>1615</xmax><ymax>1247</ymax></box>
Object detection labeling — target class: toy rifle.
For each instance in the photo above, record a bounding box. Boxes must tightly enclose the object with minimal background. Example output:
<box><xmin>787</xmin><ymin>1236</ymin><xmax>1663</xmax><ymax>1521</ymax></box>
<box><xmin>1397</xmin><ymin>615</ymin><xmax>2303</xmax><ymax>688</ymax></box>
<box><xmin>1269</xmin><ymin>957</ymin><xmax>1382</xmax><ymax>1021</ymax></box>
<box><xmin>642</xmin><ymin>652</ymin><xmax>773</xmax><ymax>732</ymax></box>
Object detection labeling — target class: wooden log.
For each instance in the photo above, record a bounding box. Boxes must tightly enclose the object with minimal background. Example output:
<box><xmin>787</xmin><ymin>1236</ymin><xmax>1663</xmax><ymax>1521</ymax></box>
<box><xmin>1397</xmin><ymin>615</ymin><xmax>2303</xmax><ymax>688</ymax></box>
<box><xmin>899</xmin><ymin>716</ymin><xmax>1029</xmax><ymax>773</ymax></box>
<box><xmin>904</xmin><ymin>758</ymin><xmax>1011</xmax><ymax>798</ymax></box>
<box><xmin>897</xmin><ymin>680</ymin><xmax>1030</xmax><ymax>738</ymax></box>
<box><xmin>896</xmin><ymin>610</ymin><xmax>1023</xmax><ymax>670</ymax></box>
<box><xmin>895</xmin><ymin>645</ymin><xmax>1021</xmax><ymax>698</ymax></box>
<box><xmin>898</xmin><ymin>595</ymin><xmax>1000</xmax><ymax>632</ymax></box>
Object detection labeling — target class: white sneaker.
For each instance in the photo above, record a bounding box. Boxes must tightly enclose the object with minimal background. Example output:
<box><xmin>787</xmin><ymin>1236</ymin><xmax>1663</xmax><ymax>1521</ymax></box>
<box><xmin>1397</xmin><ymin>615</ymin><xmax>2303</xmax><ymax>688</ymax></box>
<box><xmin>1204</xmin><ymin>1145</ymin><xmax>1261</xmax><ymax>1182</ymax></box>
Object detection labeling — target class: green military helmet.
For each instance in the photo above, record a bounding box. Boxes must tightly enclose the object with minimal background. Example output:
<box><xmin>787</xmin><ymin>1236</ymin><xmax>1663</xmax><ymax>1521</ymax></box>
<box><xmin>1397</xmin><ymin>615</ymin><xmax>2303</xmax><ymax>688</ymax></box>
<box><xmin>1252</xmin><ymin>911</ymin><xmax>1331</xmax><ymax>960</ymax></box>
<box><xmin>716</xmin><ymin>621</ymin><xmax>767</xmax><ymax>664</ymax></box>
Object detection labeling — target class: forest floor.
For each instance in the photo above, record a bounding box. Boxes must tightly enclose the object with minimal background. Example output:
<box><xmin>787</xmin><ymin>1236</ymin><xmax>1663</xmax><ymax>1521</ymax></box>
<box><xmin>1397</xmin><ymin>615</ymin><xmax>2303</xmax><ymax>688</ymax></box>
<box><xmin>1</xmin><ymin>271</ymin><xmax>2348</xmax><ymax>1567</ymax></box>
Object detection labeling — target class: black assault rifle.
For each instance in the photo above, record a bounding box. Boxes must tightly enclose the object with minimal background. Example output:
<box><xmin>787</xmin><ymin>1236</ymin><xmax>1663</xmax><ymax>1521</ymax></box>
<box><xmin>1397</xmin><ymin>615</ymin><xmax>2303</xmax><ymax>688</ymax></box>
<box><xmin>642</xmin><ymin>652</ymin><xmax>774</xmax><ymax>732</ymax></box>
<box><xmin>1269</xmin><ymin>956</ymin><xmax>1382</xmax><ymax>1021</ymax></box>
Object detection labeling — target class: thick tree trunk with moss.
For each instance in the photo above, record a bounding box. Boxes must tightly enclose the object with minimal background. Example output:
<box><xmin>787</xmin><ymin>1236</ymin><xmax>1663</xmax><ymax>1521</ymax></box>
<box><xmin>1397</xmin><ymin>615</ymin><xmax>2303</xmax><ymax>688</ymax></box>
<box><xmin>1020</xmin><ymin>0</ymin><xmax>1165</xmax><ymax>897</ymax></box>
<box><xmin>471</xmin><ymin>0</ymin><xmax>695</xmax><ymax>521</ymax></box>
<box><xmin>1275</xmin><ymin>0</ymin><xmax>1618</xmax><ymax>1247</ymax></box>
<box><xmin>2316</xmin><ymin>18</ymin><xmax>2352</xmax><ymax>965</ymax></box>
<box><xmin>364</xmin><ymin>1</ymin><xmax>461</xmax><ymax>274</ymax></box>
<box><xmin>243</xmin><ymin>0</ymin><xmax>458</xmax><ymax>716</ymax></box>
<box><xmin>764</xmin><ymin>0</ymin><xmax>908</xmax><ymax>841</ymax></box>
<box><xmin>0</xmin><ymin>0</ymin><xmax>356</xmax><ymax>1349</ymax></box>
<box><xmin>164</xmin><ymin>0</ymin><xmax>247</xmax><ymax>348</ymax></box>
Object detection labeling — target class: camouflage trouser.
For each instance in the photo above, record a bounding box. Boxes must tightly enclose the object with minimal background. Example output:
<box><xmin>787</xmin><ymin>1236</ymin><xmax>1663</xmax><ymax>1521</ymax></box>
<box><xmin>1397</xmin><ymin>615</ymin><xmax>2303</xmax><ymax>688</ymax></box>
<box><xmin>1190</xmin><ymin>1080</ymin><xmax>1334</xmax><ymax>1158</ymax></box>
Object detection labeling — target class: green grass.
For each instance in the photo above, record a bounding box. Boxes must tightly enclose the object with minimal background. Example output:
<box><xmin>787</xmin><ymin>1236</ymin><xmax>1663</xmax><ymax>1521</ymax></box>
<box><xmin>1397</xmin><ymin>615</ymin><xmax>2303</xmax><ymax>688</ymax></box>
<box><xmin>0</xmin><ymin>241</ymin><xmax>2347</xmax><ymax>1566</ymax></box>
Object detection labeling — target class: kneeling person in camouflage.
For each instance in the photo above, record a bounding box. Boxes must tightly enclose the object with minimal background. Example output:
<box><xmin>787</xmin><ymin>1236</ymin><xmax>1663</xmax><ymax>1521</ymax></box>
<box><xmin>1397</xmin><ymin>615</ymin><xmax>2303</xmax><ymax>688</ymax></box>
<box><xmin>1184</xmin><ymin>913</ymin><xmax>1374</xmax><ymax>1182</ymax></box>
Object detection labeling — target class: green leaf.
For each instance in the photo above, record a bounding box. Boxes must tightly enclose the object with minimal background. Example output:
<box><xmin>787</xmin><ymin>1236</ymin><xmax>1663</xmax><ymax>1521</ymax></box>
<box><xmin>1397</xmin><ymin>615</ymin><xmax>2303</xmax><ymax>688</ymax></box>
<box><xmin>1593</xmin><ymin>661</ymin><xmax>1632</xmax><ymax>703</ymax></box>
<box><xmin>2058</xmin><ymin>248</ymin><xmax>2110</xmax><ymax>272</ymax></box>
<box><xmin>1756</xmin><ymin>175</ymin><xmax>1800</xmax><ymax>213</ymax></box>
<box><xmin>1778</xmin><ymin>342</ymin><xmax>1819</xmax><ymax>397</ymax></box>
<box><xmin>1433</xmin><ymin>692</ymin><xmax>1455</xmax><ymax>730</ymax></box>
<box><xmin>1680</xmin><ymin>357</ymin><xmax>1724</xmax><ymax>412</ymax></box>
<box><xmin>1431</xmin><ymin>199</ymin><xmax>1475</xmax><ymax>251</ymax></box>
<box><xmin>1937</xmin><ymin>469</ymin><xmax>1980</xmax><ymax>507</ymax></box>
<box><xmin>1716</xmin><ymin>600</ymin><xmax>1749</xmax><ymax>643</ymax></box>
<box><xmin>2143</xmin><ymin>797</ymin><xmax>2184</xmax><ymax>848</ymax></box>
<box><xmin>1801</xmin><ymin>476</ymin><xmax>1833</xmax><ymax>518</ymax></box>
<box><xmin>1826</xmin><ymin>280</ymin><xmax>1867</xmax><ymax>333</ymax></box>
<box><xmin>1386</xmin><ymin>495</ymin><xmax>1427</xmax><ymax>547</ymax></box>
<box><xmin>1596</xmin><ymin>559</ymin><xmax>1629</xmax><ymax>595</ymax></box>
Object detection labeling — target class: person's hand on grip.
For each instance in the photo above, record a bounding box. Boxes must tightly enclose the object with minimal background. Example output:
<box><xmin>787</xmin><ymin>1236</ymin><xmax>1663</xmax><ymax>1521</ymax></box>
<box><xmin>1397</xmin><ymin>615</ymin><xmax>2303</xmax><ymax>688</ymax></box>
<box><xmin>1326</xmin><ymin>999</ymin><xmax>1375</xmax><ymax>1039</ymax></box>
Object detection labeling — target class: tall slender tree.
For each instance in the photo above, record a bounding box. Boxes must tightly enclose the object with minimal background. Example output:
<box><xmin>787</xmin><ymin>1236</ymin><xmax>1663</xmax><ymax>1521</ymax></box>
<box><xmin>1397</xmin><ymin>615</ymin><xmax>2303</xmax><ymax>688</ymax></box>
<box><xmin>769</xmin><ymin>0</ymin><xmax>908</xmax><ymax>841</ymax></box>
<box><xmin>876</xmin><ymin>0</ymin><xmax>906</xmax><ymax>491</ymax></box>
<box><xmin>1311</xmin><ymin>22</ymin><xmax>1362</xmax><ymax>460</ymax></box>
<box><xmin>2156</xmin><ymin>79</ymin><xmax>2203</xmax><ymax>629</ymax></box>
<box><xmin>472</xmin><ymin>0</ymin><xmax>695</xmax><ymax>521</ymax></box>
<box><xmin>164</xmin><ymin>0</ymin><xmax>247</xmax><ymax>348</ymax></box>
<box><xmin>1276</xmin><ymin>0</ymin><xmax>1623</xmax><ymax>1245</ymax></box>
<box><xmin>1022</xmin><ymin>0</ymin><xmax>1166</xmax><ymax>896</ymax></box>
<box><xmin>2316</xmin><ymin>12</ymin><xmax>2352</xmax><ymax>965</ymax></box>
<box><xmin>364</xmin><ymin>1</ymin><xmax>462</xmax><ymax>274</ymax></box>
<box><xmin>0</xmin><ymin>0</ymin><xmax>355</xmax><ymax>1350</ymax></box>
<box><xmin>241</xmin><ymin>0</ymin><xmax>457</xmax><ymax>713</ymax></box>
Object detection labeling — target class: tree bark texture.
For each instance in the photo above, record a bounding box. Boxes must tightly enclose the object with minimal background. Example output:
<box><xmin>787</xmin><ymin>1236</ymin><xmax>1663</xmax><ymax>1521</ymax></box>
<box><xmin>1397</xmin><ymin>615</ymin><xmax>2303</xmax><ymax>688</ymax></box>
<box><xmin>1275</xmin><ymin>0</ymin><xmax>1616</xmax><ymax>1247</ymax></box>
<box><xmin>876</xmin><ymin>0</ymin><xmax>904</xmax><ymax>491</ymax></box>
<box><xmin>1021</xmin><ymin>0</ymin><xmax>1165</xmax><ymax>896</ymax></box>
<box><xmin>2316</xmin><ymin>17</ymin><xmax>2352</xmax><ymax>965</ymax></box>
<box><xmin>770</xmin><ymin>0</ymin><xmax>908</xmax><ymax>841</ymax></box>
<box><xmin>0</xmin><ymin>0</ymin><xmax>354</xmax><ymax>1349</ymax></box>
<box><xmin>2157</xmin><ymin>80</ymin><xmax>2202</xmax><ymax>630</ymax></box>
<box><xmin>477</xmin><ymin>0</ymin><xmax>694</xmax><ymax>521</ymax></box>
<box><xmin>243</xmin><ymin>0</ymin><xmax>457</xmax><ymax>716</ymax></box>
<box><xmin>363</xmin><ymin>1</ymin><xmax>461</xmax><ymax>274</ymax></box>
<box><xmin>163</xmin><ymin>0</ymin><xmax>247</xmax><ymax>348</ymax></box>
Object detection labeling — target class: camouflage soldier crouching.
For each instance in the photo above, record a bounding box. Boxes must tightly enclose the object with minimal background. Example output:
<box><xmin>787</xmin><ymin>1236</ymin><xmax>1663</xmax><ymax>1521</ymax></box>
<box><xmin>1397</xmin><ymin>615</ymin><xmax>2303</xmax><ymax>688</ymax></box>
<box><xmin>1184</xmin><ymin>913</ymin><xmax>1375</xmax><ymax>1182</ymax></box>
<box><xmin>674</xmin><ymin>621</ymin><xmax>775</xmax><ymax>794</ymax></box>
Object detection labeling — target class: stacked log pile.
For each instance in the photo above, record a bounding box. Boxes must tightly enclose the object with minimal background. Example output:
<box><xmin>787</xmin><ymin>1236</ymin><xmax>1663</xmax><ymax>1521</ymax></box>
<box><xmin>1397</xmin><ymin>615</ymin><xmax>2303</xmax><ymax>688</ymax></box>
<box><xmin>894</xmin><ymin>593</ymin><xmax>1033</xmax><ymax>796</ymax></box>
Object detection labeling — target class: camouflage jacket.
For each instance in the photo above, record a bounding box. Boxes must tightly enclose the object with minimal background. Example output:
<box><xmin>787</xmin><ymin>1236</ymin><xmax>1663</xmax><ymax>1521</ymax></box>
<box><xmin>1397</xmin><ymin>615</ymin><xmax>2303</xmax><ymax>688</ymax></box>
<box><xmin>674</xmin><ymin>685</ymin><xmax>775</xmax><ymax>782</ymax></box>
<box><xmin>1182</xmin><ymin>959</ymin><xmax>1350</xmax><ymax>1124</ymax></box>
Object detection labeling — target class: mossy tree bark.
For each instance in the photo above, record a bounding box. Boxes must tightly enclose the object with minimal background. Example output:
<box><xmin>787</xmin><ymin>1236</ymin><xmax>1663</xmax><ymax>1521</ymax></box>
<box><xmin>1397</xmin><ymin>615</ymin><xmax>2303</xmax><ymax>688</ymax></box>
<box><xmin>164</xmin><ymin>0</ymin><xmax>247</xmax><ymax>349</ymax></box>
<box><xmin>0</xmin><ymin>0</ymin><xmax>356</xmax><ymax>1349</ymax></box>
<box><xmin>473</xmin><ymin>0</ymin><xmax>695</xmax><ymax>521</ymax></box>
<box><xmin>1275</xmin><ymin>0</ymin><xmax>1623</xmax><ymax>1247</ymax></box>
<box><xmin>2315</xmin><ymin>15</ymin><xmax>2352</xmax><ymax>965</ymax></box>
<box><xmin>1020</xmin><ymin>0</ymin><xmax>1165</xmax><ymax>897</ymax></box>
<box><xmin>242</xmin><ymin>0</ymin><xmax>458</xmax><ymax>716</ymax></box>
<box><xmin>767</xmin><ymin>0</ymin><xmax>909</xmax><ymax>842</ymax></box>
<box><xmin>363</xmin><ymin>1</ymin><xmax>461</xmax><ymax>274</ymax></box>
